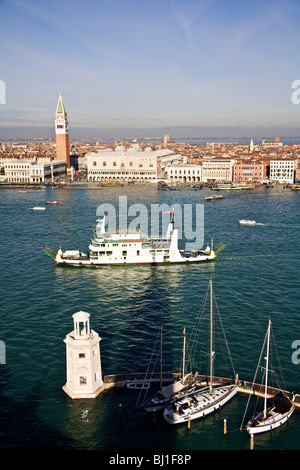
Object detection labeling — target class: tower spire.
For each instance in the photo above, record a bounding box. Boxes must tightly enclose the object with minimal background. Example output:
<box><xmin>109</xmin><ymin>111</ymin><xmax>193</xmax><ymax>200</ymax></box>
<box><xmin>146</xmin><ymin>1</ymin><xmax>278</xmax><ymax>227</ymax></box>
<box><xmin>56</xmin><ymin>91</ymin><xmax>67</xmax><ymax>117</ymax></box>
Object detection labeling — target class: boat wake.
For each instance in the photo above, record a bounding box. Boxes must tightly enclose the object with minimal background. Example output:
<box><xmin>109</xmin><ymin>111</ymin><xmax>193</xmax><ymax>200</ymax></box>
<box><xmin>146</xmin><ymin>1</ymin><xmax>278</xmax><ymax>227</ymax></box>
<box><xmin>239</xmin><ymin>221</ymin><xmax>300</xmax><ymax>228</ymax></box>
<box><xmin>258</xmin><ymin>222</ymin><xmax>300</xmax><ymax>228</ymax></box>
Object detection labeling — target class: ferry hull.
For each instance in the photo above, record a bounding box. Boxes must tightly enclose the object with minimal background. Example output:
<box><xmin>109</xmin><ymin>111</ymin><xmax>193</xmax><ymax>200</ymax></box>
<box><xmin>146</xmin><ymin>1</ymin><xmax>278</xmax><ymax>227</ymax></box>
<box><xmin>54</xmin><ymin>253</ymin><xmax>217</xmax><ymax>266</ymax></box>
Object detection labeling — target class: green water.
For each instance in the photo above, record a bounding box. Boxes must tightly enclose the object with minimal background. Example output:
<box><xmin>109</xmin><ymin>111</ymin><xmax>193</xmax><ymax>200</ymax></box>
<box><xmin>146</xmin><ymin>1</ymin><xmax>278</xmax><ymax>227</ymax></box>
<box><xmin>0</xmin><ymin>184</ymin><xmax>299</xmax><ymax>450</ymax></box>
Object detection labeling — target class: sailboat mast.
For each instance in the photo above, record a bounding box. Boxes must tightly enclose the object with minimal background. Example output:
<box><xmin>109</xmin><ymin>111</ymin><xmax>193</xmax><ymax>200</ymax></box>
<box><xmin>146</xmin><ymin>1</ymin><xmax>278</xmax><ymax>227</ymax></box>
<box><xmin>160</xmin><ymin>325</ymin><xmax>163</xmax><ymax>392</ymax></box>
<box><xmin>264</xmin><ymin>319</ymin><xmax>271</xmax><ymax>418</ymax></box>
<box><xmin>182</xmin><ymin>328</ymin><xmax>186</xmax><ymax>380</ymax></box>
<box><xmin>210</xmin><ymin>280</ymin><xmax>213</xmax><ymax>394</ymax></box>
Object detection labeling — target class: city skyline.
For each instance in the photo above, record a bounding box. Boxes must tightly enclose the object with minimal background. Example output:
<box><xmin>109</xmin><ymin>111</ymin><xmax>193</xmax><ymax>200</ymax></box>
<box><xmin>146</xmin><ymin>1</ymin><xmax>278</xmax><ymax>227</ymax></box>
<box><xmin>0</xmin><ymin>0</ymin><xmax>300</xmax><ymax>139</ymax></box>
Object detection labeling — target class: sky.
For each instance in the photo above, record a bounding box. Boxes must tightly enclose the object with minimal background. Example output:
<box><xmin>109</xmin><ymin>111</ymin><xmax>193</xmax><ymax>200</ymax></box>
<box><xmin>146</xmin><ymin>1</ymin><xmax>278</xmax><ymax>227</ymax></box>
<box><xmin>0</xmin><ymin>0</ymin><xmax>300</xmax><ymax>138</ymax></box>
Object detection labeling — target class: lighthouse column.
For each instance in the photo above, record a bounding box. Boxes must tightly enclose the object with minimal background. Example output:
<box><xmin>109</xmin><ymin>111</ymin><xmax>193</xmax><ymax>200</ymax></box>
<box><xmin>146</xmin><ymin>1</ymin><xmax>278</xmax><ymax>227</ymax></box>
<box><xmin>63</xmin><ymin>311</ymin><xmax>104</xmax><ymax>399</ymax></box>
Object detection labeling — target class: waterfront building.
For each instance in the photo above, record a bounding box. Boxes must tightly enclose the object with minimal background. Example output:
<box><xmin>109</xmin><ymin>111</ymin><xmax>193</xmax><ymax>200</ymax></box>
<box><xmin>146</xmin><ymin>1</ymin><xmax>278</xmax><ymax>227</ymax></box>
<box><xmin>4</xmin><ymin>159</ymin><xmax>66</xmax><ymax>183</ymax></box>
<box><xmin>166</xmin><ymin>163</ymin><xmax>202</xmax><ymax>183</ymax></box>
<box><xmin>269</xmin><ymin>158</ymin><xmax>298</xmax><ymax>183</ymax></box>
<box><xmin>201</xmin><ymin>159</ymin><xmax>236</xmax><ymax>182</ymax></box>
<box><xmin>233</xmin><ymin>160</ymin><xmax>267</xmax><ymax>182</ymax></box>
<box><xmin>262</xmin><ymin>136</ymin><xmax>283</xmax><ymax>147</ymax></box>
<box><xmin>295</xmin><ymin>166</ymin><xmax>300</xmax><ymax>184</ymax></box>
<box><xmin>55</xmin><ymin>91</ymin><xmax>70</xmax><ymax>167</ymax></box>
<box><xmin>87</xmin><ymin>149</ymin><xmax>179</xmax><ymax>183</ymax></box>
<box><xmin>63</xmin><ymin>311</ymin><xmax>103</xmax><ymax>399</ymax></box>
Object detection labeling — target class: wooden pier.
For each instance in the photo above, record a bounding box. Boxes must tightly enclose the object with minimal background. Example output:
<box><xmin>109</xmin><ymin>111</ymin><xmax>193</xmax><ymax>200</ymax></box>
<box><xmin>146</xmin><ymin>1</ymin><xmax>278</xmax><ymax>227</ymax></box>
<box><xmin>101</xmin><ymin>371</ymin><xmax>300</xmax><ymax>409</ymax></box>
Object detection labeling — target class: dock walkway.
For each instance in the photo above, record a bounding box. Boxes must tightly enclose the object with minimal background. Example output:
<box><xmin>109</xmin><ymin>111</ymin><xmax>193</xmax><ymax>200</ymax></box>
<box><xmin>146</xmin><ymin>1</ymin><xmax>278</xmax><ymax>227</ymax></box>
<box><xmin>102</xmin><ymin>372</ymin><xmax>300</xmax><ymax>409</ymax></box>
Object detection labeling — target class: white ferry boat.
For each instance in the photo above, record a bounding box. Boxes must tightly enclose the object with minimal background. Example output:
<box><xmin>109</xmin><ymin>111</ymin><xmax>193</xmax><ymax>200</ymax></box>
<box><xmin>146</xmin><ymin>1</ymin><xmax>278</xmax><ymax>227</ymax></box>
<box><xmin>43</xmin><ymin>214</ymin><xmax>226</xmax><ymax>266</ymax></box>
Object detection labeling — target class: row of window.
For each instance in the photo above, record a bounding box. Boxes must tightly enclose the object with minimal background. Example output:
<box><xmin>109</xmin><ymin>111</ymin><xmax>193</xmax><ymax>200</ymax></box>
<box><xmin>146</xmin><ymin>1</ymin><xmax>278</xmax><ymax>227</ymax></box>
<box><xmin>6</xmin><ymin>164</ymin><xmax>30</xmax><ymax>169</ymax></box>
<box><xmin>234</xmin><ymin>173</ymin><xmax>262</xmax><ymax>176</ymax></box>
<box><xmin>93</xmin><ymin>161</ymin><xmax>154</xmax><ymax>168</ymax></box>
<box><xmin>89</xmin><ymin>170</ymin><xmax>156</xmax><ymax>175</ymax></box>
<box><xmin>169</xmin><ymin>169</ymin><xmax>201</xmax><ymax>175</ymax></box>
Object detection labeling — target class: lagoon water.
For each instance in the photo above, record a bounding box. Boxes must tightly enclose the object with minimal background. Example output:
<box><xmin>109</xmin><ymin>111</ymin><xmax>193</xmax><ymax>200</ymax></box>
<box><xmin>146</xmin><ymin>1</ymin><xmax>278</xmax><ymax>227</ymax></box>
<box><xmin>0</xmin><ymin>183</ymin><xmax>299</xmax><ymax>451</ymax></box>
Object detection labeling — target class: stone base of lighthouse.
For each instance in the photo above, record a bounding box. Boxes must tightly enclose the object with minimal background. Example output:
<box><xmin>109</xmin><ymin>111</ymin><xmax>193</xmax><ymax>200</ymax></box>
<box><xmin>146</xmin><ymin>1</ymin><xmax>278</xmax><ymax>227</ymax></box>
<box><xmin>62</xmin><ymin>382</ymin><xmax>105</xmax><ymax>399</ymax></box>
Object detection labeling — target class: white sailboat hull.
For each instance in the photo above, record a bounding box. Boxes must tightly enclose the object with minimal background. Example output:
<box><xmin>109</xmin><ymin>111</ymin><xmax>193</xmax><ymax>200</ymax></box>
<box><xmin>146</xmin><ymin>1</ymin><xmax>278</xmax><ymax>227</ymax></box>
<box><xmin>246</xmin><ymin>403</ymin><xmax>295</xmax><ymax>435</ymax></box>
<box><xmin>164</xmin><ymin>384</ymin><xmax>238</xmax><ymax>424</ymax></box>
<box><xmin>241</xmin><ymin>320</ymin><xmax>295</xmax><ymax>436</ymax></box>
<box><xmin>142</xmin><ymin>377</ymin><xmax>196</xmax><ymax>413</ymax></box>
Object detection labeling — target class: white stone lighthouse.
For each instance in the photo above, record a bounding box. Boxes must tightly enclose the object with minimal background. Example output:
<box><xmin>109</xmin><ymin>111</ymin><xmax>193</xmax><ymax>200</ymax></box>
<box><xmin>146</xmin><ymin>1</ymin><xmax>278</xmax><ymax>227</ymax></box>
<box><xmin>63</xmin><ymin>311</ymin><xmax>104</xmax><ymax>399</ymax></box>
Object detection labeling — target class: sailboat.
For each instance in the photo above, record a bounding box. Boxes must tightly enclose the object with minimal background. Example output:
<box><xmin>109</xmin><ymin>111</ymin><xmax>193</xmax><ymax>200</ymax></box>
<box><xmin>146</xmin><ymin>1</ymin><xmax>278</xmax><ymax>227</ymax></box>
<box><xmin>241</xmin><ymin>319</ymin><xmax>295</xmax><ymax>435</ymax></box>
<box><xmin>164</xmin><ymin>280</ymin><xmax>238</xmax><ymax>425</ymax></box>
<box><xmin>136</xmin><ymin>326</ymin><xmax>196</xmax><ymax>413</ymax></box>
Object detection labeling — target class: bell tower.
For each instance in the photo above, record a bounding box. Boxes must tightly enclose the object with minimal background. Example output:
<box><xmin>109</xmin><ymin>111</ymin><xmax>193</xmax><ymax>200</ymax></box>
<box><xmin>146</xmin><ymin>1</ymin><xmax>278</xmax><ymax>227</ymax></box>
<box><xmin>63</xmin><ymin>311</ymin><xmax>104</xmax><ymax>399</ymax></box>
<box><xmin>55</xmin><ymin>91</ymin><xmax>70</xmax><ymax>167</ymax></box>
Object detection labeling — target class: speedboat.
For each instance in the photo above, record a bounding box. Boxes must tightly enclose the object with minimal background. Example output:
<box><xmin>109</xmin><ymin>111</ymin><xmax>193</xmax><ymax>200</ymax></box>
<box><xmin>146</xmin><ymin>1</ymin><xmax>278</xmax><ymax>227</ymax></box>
<box><xmin>45</xmin><ymin>201</ymin><xmax>63</xmax><ymax>204</ymax></box>
<box><xmin>126</xmin><ymin>381</ymin><xmax>151</xmax><ymax>390</ymax></box>
<box><xmin>239</xmin><ymin>219</ymin><xmax>256</xmax><ymax>226</ymax></box>
<box><xmin>204</xmin><ymin>195</ymin><xmax>224</xmax><ymax>201</ymax></box>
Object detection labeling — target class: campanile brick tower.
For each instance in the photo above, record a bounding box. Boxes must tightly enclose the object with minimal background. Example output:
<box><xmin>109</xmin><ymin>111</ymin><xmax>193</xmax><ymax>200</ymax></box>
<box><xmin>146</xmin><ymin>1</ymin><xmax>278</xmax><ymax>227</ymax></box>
<box><xmin>55</xmin><ymin>91</ymin><xmax>70</xmax><ymax>167</ymax></box>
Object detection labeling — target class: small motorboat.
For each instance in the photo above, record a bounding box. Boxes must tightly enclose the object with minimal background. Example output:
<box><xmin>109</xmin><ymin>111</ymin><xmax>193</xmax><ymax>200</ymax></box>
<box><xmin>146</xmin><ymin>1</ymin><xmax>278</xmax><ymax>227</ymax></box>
<box><xmin>45</xmin><ymin>201</ymin><xmax>63</xmax><ymax>204</ymax></box>
<box><xmin>239</xmin><ymin>219</ymin><xmax>256</xmax><ymax>226</ymax></box>
<box><xmin>126</xmin><ymin>381</ymin><xmax>151</xmax><ymax>390</ymax></box>
<box><xmin>32</xmin><ymin>206</ymin><xmax>46</xmax><ymax>211</ymax></box>
<box><xmin>204</xmin><ymin>195</ymin><xmax>224</xmax><ymax>201</ymax></box>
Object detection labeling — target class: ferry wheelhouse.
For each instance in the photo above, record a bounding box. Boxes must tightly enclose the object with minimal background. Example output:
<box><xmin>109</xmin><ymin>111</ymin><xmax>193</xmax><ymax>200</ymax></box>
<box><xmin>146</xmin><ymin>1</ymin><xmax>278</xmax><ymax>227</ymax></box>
<box><xmin>43</xmin><ymin>214</ymin><xmax>226</xmax><ymax>266</ymax></box>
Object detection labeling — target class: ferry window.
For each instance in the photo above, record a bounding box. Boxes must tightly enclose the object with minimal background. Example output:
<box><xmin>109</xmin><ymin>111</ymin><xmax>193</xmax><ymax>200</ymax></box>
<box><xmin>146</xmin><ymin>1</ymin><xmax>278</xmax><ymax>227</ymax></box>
<box><xmin>113</xmin><ymin>161</ymin><xmax>116</xmax><ymax>166</ymax></box>
<box><xmin>80</xmin><ymin>376</ymin><xmax>87</xmax><ymax>385</ymax></box>
<box><xmin>122</xmin><ymin>251</ymin><xmax>127</xmax><ymax>256</ymax></box>
<box><xmin>103</xmin><ymin>161</ymin><xmax>106</xmax><ymax>166</ymax></box>
<box><xmin>79</xmin><ymin>353</ymin><xmax>85</xmax><ymax>358</ymax></box>
<box><xmin>93</xmin><ymin>161</ymin><xmax>97</xmax><ymax>166</ymax></box>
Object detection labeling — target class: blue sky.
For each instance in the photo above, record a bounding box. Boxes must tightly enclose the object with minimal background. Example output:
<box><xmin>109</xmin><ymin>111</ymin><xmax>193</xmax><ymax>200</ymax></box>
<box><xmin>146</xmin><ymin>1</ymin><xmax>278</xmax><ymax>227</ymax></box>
<box><xmin>0</xmin><ymin>0</ymin><xmax>300</xmax><ymax>136</ymax></box>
